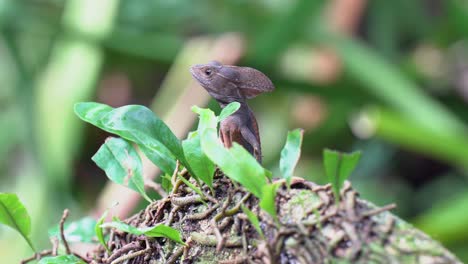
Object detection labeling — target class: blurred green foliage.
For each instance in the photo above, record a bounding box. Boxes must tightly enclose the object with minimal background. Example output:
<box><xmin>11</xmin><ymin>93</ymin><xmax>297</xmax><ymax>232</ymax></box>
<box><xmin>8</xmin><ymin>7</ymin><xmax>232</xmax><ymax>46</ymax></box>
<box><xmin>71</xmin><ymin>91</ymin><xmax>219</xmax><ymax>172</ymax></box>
<box><xmin>1</xmin><ymin>0</ymin><xmax>468</xmax><ymax>262</ymax></box>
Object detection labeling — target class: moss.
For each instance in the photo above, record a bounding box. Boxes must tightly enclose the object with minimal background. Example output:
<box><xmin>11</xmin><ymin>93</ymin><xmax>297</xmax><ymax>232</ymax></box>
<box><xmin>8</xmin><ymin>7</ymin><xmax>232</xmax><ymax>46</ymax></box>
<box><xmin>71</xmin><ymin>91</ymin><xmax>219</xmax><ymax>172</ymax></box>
<box><xmin>280</xmin><ymin>189</ymin><xmax>321</xmax><ymax>223</ymax></box>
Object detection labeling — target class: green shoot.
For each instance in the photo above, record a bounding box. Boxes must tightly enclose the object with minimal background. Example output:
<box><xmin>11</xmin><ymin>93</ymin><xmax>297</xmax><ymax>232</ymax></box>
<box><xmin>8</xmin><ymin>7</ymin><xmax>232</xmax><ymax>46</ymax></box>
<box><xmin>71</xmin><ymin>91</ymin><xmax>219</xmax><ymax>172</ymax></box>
<box><xmin>279</xmin><ymin>128</ymin><xmax>304</xmax><ymax>187</ymax></box>
<box><xmin>323</xmin><ymin>149</ymin><xmax>362</xmax><ymax>202</ymax></box>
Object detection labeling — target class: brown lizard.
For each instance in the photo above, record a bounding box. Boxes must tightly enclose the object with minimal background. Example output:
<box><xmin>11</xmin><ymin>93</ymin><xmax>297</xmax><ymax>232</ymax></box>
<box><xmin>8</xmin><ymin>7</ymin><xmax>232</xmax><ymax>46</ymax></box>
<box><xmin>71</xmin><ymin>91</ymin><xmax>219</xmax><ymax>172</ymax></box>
<box><xmin>190</xmin><ymin>61</ymin><xmax>274</xmax><ymax>163</ymax></box>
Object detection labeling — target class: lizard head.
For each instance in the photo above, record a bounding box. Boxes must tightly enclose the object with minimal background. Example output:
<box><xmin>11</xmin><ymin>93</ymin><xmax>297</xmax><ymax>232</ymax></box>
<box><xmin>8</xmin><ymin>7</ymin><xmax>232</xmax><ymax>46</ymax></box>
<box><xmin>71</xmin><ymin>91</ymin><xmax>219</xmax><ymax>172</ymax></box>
<box><xmin>190</xmin><ymin>61</ymin><xmax>275</xmax><ymax>103</ymax></box>
<box><xmin>190</xmin><ymin>61</ymin><xmax>244</xmax><ymax>103</ymax></box>
<box><xmin>190</xmin><ymin>61</ymin><xmax>222</xmax><ymax>88</ymax></box>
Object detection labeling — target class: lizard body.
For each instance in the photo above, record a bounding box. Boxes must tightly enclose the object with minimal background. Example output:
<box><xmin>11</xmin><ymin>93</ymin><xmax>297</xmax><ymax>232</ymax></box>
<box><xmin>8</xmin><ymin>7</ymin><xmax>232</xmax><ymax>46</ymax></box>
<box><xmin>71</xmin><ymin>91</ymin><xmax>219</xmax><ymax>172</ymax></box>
<box><xmin>190</xmin><ymin>61</ymin><xmax>274</xmax><ymax>163</ymax></box>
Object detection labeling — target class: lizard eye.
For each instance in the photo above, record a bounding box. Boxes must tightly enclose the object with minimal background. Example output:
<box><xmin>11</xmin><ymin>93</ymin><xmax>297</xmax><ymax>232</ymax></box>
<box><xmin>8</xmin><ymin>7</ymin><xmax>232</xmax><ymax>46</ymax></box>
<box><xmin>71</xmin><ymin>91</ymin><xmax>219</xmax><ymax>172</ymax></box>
<box><xmin>204</xmin><ymin>69</ymin><xmax>212</xmax><ymax>76</ymax></box>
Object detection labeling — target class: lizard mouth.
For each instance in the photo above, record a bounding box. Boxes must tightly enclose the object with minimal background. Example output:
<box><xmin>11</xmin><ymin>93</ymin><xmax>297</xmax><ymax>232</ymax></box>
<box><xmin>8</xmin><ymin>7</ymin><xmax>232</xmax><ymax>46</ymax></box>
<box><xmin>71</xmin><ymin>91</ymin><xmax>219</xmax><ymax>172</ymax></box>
<box><xmin>189</xmin><ymin>66</ymin><xmax>204</xmax><ymax>82</ymax></box>
<box><xmin>189</xmin><ymin>66</ymin><xmax>197</xmax><ymax>78</ymax></box>
<box><xmin>189</xmin><ymin>66</ymin><xmax>213</xmax><ymax>89</ymax></box>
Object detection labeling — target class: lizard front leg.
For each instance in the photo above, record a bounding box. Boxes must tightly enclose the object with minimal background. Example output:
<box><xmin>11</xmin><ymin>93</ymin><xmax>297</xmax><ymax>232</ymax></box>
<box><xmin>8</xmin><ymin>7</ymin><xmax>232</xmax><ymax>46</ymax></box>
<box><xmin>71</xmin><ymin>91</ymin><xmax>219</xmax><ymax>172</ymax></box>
<box><xmin>219</xmin><ymin>129</ymin><xmax>225</xmax><ymax>146</ymax></box>
<box><xmin>220</xmin><ymin>127</ymin><xmax>233</xmax><ymax>148</ymax></box>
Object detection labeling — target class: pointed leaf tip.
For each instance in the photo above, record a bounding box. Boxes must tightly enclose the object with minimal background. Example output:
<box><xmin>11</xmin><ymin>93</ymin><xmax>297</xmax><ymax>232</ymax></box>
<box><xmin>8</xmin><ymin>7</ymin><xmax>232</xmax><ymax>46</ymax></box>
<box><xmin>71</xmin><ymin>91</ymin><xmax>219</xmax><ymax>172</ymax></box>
<box><xmin>280</xmin><ymin>128</ymin><xmax>304</xmax><ymax>186</ymax></box>
<box><xmin>92</xmin><ymin>137</ymin><xmax>151</xmax><ymax>202</ymax></box>
<box><xmin>0</xmin><ymin>193</ymin><xmax>35</xmax><ymax>251</ymax></box>
<box><xmin>218</xmin><ymin>102</ymin><xmax>241</xmax><ymax>122</ymax></box>
<box><xmin>323</xmin><ymin>149</ymin><xmax>362</xmax><ymax>201</ymax></box>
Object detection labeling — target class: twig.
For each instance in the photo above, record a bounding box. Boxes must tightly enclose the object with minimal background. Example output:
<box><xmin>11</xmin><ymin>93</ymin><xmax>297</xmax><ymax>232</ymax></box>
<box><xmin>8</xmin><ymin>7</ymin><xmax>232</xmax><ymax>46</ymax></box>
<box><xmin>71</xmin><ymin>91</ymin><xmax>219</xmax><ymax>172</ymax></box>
<box><xmin>328</xmin><ymin>230</ymin><xmax>346</xmax><ymax>248</ymax></box>
<box><xmin>110</xmin><ymin>248</ymin><xmax>151</xmax><ymax>264</ymax></box>
<box><xmin>153</xmin><ymin>197</ymin><xmax>171</xmax><ymax>222</ymax></box>
<box><xmin>172</xmin><ymin>160</ymin><xmax>180</xmax><ymax>181</ymax></box>
<box><xmin>50</xmin><ymin>236</ymin><xmax>59</xmax><ymax>256</ymax></box>
<box><xmin>154</xmin><ymin>241</ymin><xmax>166</xmax><ymax>263</ymax></box>
<box><xmin>185</xmin><ymin>204</ymin><xmax>220</xmax><ymax>220</ymax></box>
<box><xmin>344</xmin><ymin>189</ymin><xmax>358</xmax><ymax>221</ymax></box>
<box><xmin>380</xmin><ymin>217</ymin><xmax>395</xmax><ymax>234</ymax></box>
<box><xmin>211</xmin><ymin>193</ymin><xmax>232</xmax><ymax>251</ymax></box>
<box><xmin>107</xmin><ymin>229</ymin><xmax>115</xmax><ymax>254</ymax></box>
<box><xmin>241</xmin><ymin>221</ymin><xmax>248</xmax><ymax>254</ymax></box>
<box><xmin>297</xmin><ymin>223</ymin><xmax>317</xmax><ymax>254</ymax></box>
<box><xmin>361</xmin><ymin>203</ymin><xmax>396</xmax><ymax>217</ymax></box>
<box><xmin>204</xmin><ymin>193</ymin><xmax>219</xmax><ymax>204</ymax></box>
<box><xmin>218</xmin><ymin>217</ymin><xmax>232</xmax><ymax>231</ymax></box>
<box><xmin>211</xmin><ymin>218</ymin><xmax>225</xmax><ymax>251</ymax></box>
<box><xmin>73</xmin><ymin>252</ymin><xmax>89</xmax><ymax>263</ymax></box>
<box><xmin>214</xmin><ymin>193</ymin><xmax>232</xmax><ymax>222</ymax></box>
<box><xmin>166</xmin><ymin>205</ymin><xmax>181</xmax><ymax>226</ymax></box>
<box><xmin>179</xmin><ymin>168</ymin><xmax>188</xmax><ymax>176</ymax></box>
<box><xmin>143</xmin><ymin>200</ymin><xmax>159</xmax><ymax>225</ymax></box>
<box><xmin>341</xmin><ymin>221</ymin><xmax>361</xmax><ymax>259</ymax></box>
<box><xmin>166</xmin><ymin>246</ymin><xmax>184</xmax><ymax>264</ymax></box>
<box><xmin>171</xmin><ymin>195</ymin><xmax>204</xmax><ymax>206</ymax></box>
<box><xmin>190</xmin><ymin>232</ymin><xmax>242</xmax><ymax>247</ymax></box>
<box><xmin>60</xmin><ymin>209</ymin><xmax>71</xmax><ymax>255</ymax></box>
<box><xmin>143</xmin><ymin>238</ymin><xmax>151</xmax><ymax>261</ymax></box>
<box><xmin>218</xmin><ymin>256</ymin><xmax>248</xmax><ymax>264</ymax></box>
<box><xmin>171</xmin><ymin>179</ymin><xmax>184</xmax><ymax>194</ymax></box>
<box><xmin>182</xmin><ymin>237</ymin><xmax>192</xmax><ymax>260</ymax></box>
<box><xmin>20</xmin><ymin>250</ymin><xmax>53</xmax><ymax>264</ymax></box>
<box><xmin>105</xmin><ymin>242</ymin><xmax>141</xmax><ymax>263</ymax></box>
<box><xmin>145</xmin><ymin>180</ymin><xmax>167</xmax><ymax>197</ymax></box>
<box><xmin>224</xmin><ymin>193</ymin><xmax>251</xmax><ymax>216</ymax></box>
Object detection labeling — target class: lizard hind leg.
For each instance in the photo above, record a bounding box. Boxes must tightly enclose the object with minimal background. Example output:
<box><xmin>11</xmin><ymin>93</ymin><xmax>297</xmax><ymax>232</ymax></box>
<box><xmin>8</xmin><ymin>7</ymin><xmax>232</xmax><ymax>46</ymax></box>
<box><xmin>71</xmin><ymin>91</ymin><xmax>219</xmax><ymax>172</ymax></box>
<box><xmin>240</xmin><ymin>127</ymin><xmax>262</xmax><ymax>163</ymax></box>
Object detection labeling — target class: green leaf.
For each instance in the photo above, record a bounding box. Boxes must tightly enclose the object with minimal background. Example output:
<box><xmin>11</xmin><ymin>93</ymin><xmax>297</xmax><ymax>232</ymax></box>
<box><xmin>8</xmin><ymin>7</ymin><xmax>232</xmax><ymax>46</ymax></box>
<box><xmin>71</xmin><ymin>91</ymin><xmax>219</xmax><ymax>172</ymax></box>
<box><xmin>449</xmin><ymin>0</ymin><xmax>468</xmax><ymax>37</ymax></box>
<box><xmin>73</xmin><ymin>102</ymin><xmax>114</xmax><ymax>130</ymax></box>
<box><xmin>241</xmin><ymin>205</ymin><xmax>264</xmax><ymax>239</ymax></box>
<box><xmin>264</xmin><ymin>169</ymin><xmax>273</xmax><ymax>181</ymax></box>
<box><xmin>74</xmin><ymin>102</ymin><xmax>176</xmax><ymax>175</ymax></box>
<box><xmin>92</xmin><ymin>137</ymin><xmax>152</xmax><ymax>202</ymax></box>
<box><xmin>414</xmin><ymin>191</ymin><xmax>468</xmax><ymax>244</ymax></box>
<box><xmin>279</xmin><ymin>129</ymin><xmax>304</xmax><ymax>187</ymax></box>
<box><xmin>194</xmin><ymin>106</ymin><xmax>267</xmax><ymax>198</ymax></box>
<box><xmin>0</xmin><ymin>193</ymin><xmax>35</xmax><ymax>251</ymax></box>
<box><xmin>141</xmin><ymin>224</ymin><xmax>185</xmax><ymax>245</ymax></box>
<box><xmin>191</xmin><ymin>106</ymin><xmax>217</xmax><ymax>132</ymax></box>
<box><xmin>182</xmin><ymin>131</ymin><xmax>215</xmax><ymax>188</ymax></box>
<box><xmin>101</xmin><ymin>220</ymin><xmax>141</xmax><ymax>234</ymax></box>
<box><xmin>227</xmin><ymin>144</ymin><xmax>268</xmax><ymax>198</ymax></box>
<box><xmin>217</xmin><ymin>102</ymin><xmax>240</xmax><ymax>122</ymax></box>
<box><xmin>323</xmin><ymin>149</ymin><xmax>362</xmax><ymax>201</ymax></box>
<box><xmin>138</xmin><ymin>144</ymin><xmax>177</xmax><ymax>176</ymax></box>
<box><xmin>48</xmin><ymin>217</ymin><xmax>96</xmax><ymax>243</ymax></box>
<box><xmin>363</xmin><ymin>107</ymin><xmax>468</xmax><ymax>168</ymax></box>
<box><xmin>95</xmin><ymin>211</ymin><xmax>109</xmax><ymax>253</ymax></box>
<box><xmin>259</xmin><ymin>183</ymin><xmax>280</xmax><ymax>220</ymax></box>
<box><xmin>100</xmin><ymin>105</ymin><xmax>188</xmax><ymax>168</ymax></box>
<box><xmin>161</xmin><ymin>174</ymin><xmax>173</xmax><ymax>193</ymax></box>
<box><xmin>101</xmin><ymin>221</ymin><xmax>184</xmax><ymax>244</ymax></box>
<box><xmin>38</xmin><ymin>255</ymin><xmax>86</xmax><ymax>264</ymax></box>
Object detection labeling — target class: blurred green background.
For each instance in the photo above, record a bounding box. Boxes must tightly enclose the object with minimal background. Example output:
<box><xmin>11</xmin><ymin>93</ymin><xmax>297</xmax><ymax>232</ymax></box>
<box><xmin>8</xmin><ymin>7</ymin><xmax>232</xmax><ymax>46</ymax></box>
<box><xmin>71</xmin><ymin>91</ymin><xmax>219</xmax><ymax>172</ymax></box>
<box><xmin>1</xmin><ymin>0</ymin><xmax>468</xmax><ymax>262</ymax></box>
